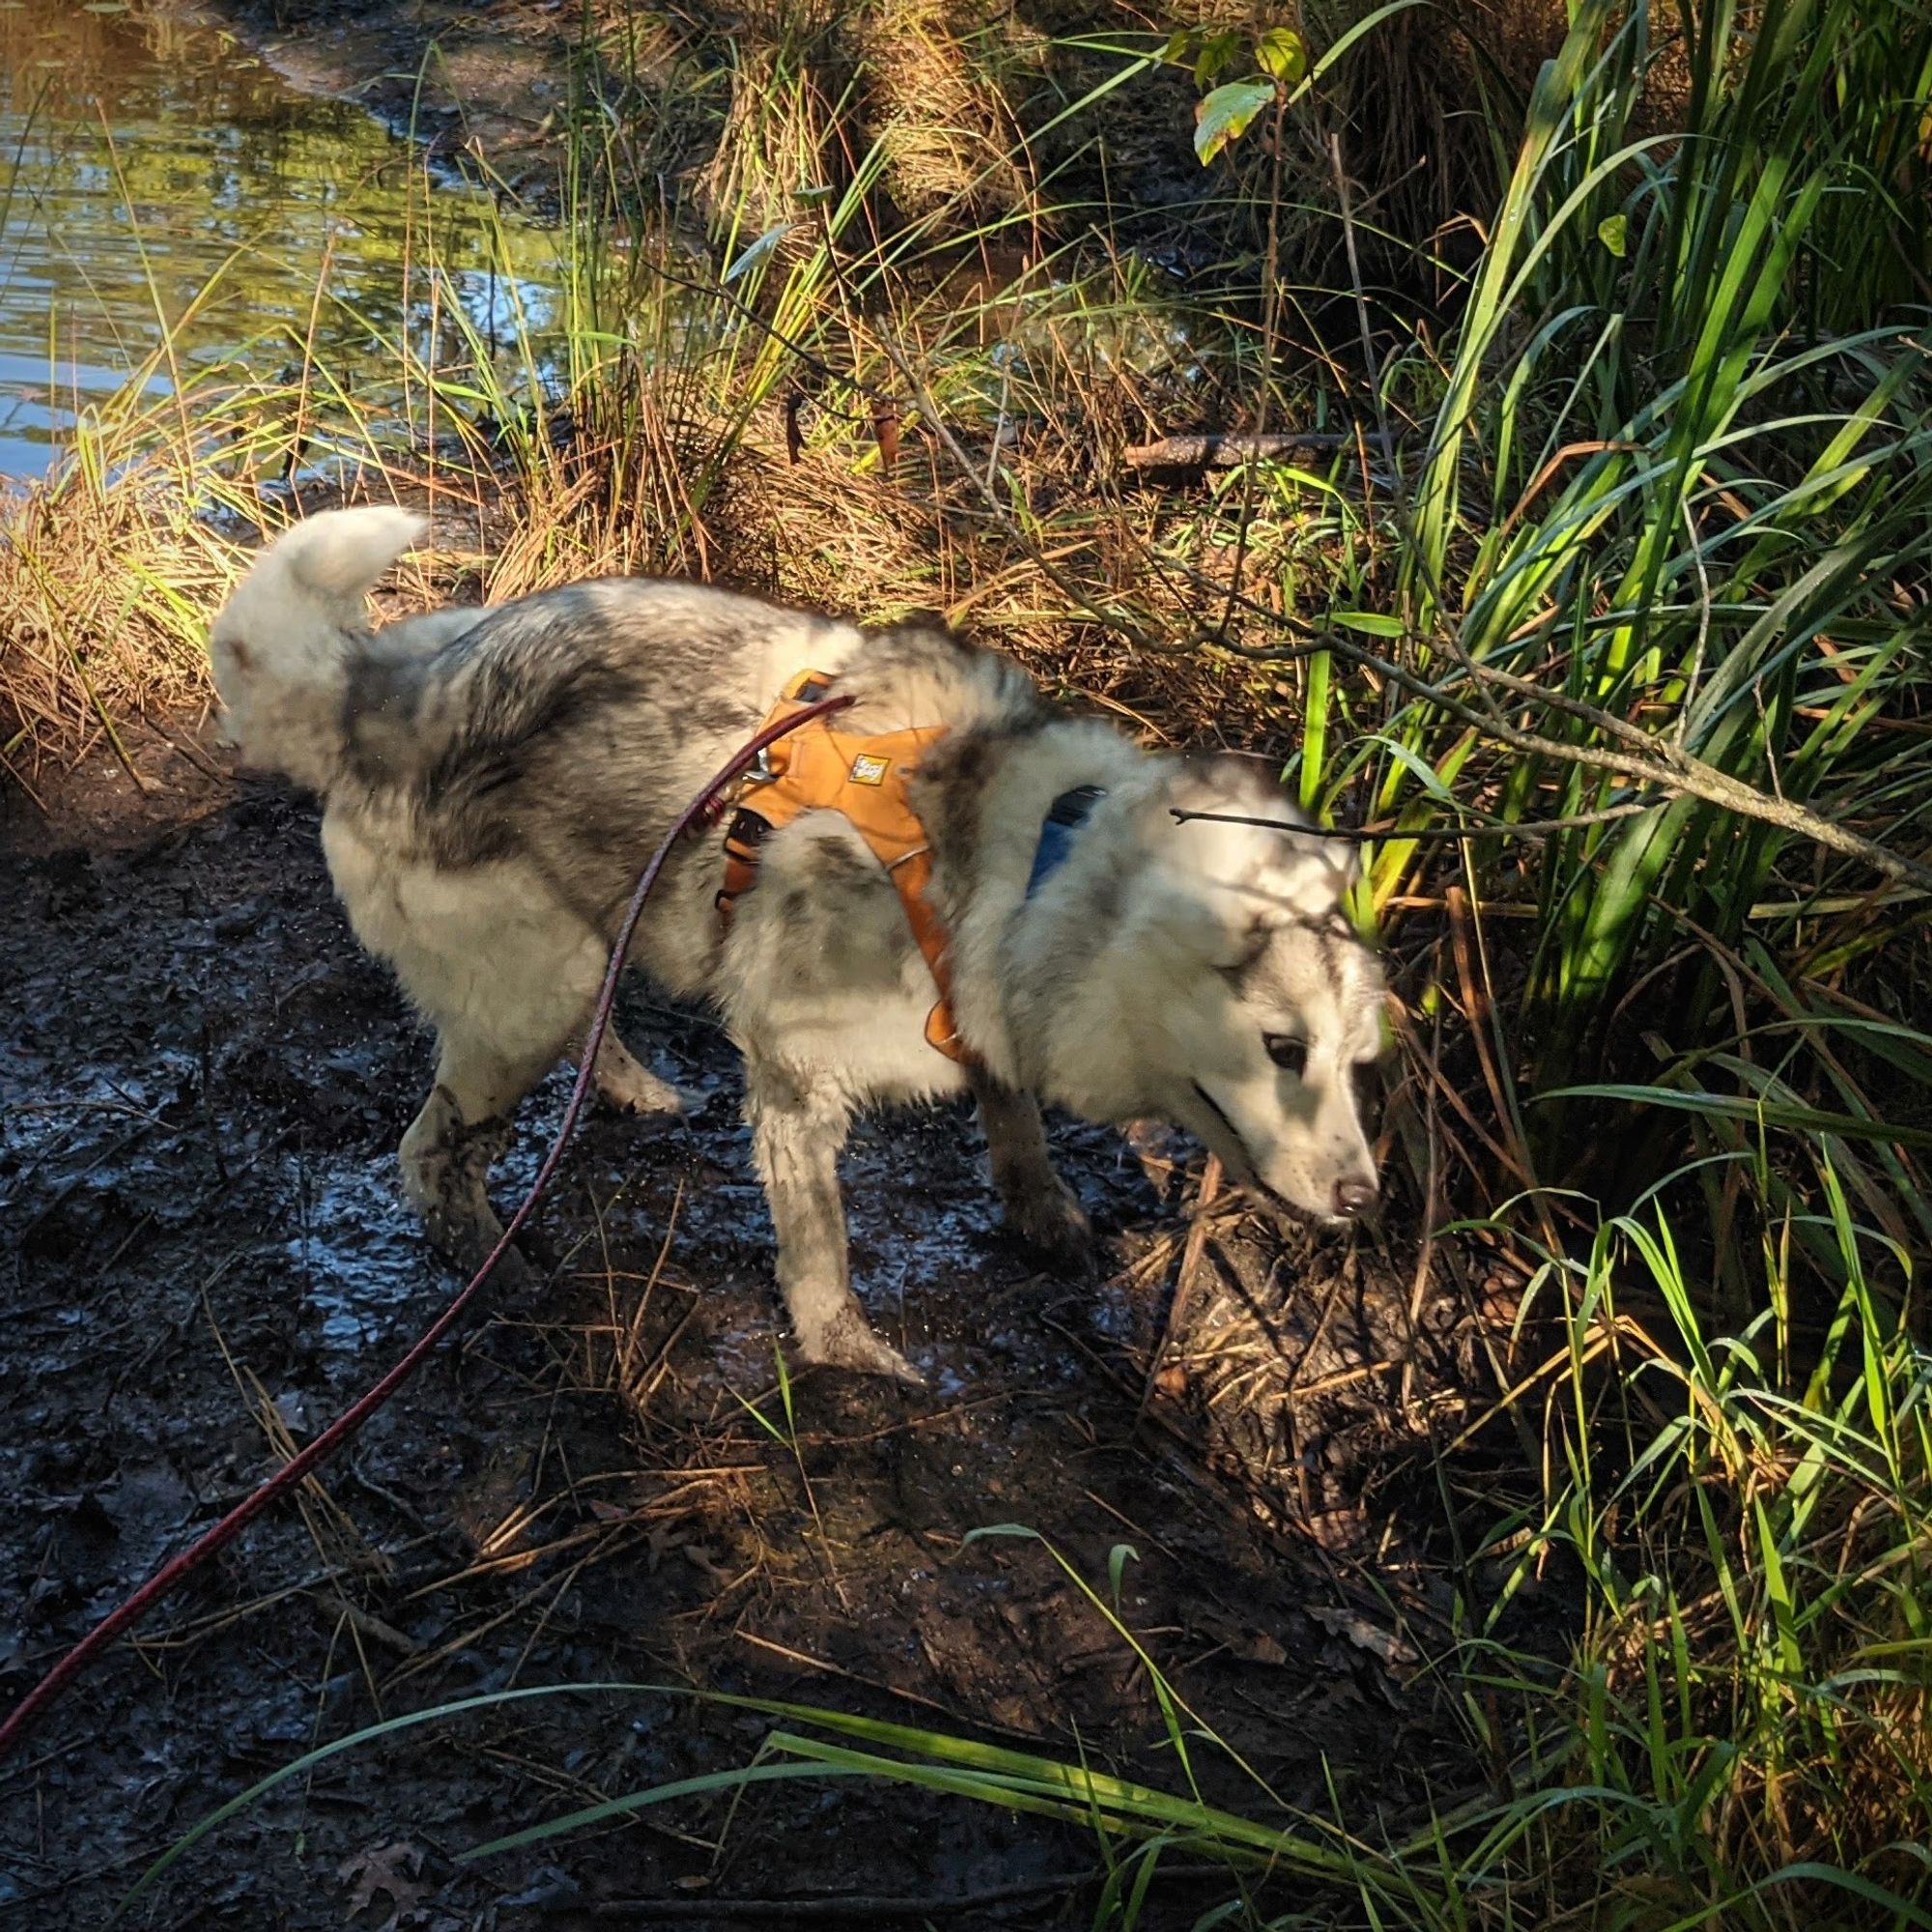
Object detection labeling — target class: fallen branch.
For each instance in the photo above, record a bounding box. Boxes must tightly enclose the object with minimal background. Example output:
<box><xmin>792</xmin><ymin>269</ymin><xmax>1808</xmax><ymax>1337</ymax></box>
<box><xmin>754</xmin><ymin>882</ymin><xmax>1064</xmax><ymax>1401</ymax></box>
<box><xmin>1170</xmin><ymin>803</ymin><xmax>1662</xmax><ymax>842</ymax></box>
<box><xmin>1140</xmin><ymin>1153</ymin><xmax>1224</xmax><ymax>1418</ymax></box>
<box><xmin>1121</xmin><ymin>430</ymin><xmax>1396</xmax><ymax>469</ymax></box>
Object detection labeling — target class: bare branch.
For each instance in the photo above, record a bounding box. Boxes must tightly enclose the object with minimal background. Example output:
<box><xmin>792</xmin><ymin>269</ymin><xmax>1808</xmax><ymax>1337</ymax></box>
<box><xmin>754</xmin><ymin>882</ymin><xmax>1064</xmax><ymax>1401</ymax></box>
<box><xmin>1171</xmin><ymin>804</ymin><xmax>1663</xmax><ymax>842</ymax></box>
<box><xmin>1120</xmin><ymin>431</ymin><xmax>1394</xmax><ymax>470</ymax></box>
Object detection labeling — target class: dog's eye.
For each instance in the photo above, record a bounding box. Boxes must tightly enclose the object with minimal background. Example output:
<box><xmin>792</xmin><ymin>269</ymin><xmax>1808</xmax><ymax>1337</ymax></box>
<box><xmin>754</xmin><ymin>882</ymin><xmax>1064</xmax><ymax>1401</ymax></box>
<box><xmin>1351</xmin><ymin>1060</ymin><xmax>1384</xmax><ymax>1132</ymax></box>
<box><xmin>1264</xmin><ymin>1034</ymin><xmax>1307</xmax><ymax>1077</ymax></box>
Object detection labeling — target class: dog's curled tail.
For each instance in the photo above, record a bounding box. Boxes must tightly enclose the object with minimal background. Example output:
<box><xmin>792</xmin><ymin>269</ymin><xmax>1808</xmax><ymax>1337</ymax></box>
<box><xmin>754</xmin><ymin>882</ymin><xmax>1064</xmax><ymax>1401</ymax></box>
<box><xmin>210</xmin><ymin>506</ymin><xmax>427</xmax><ymax>792</ymax></box>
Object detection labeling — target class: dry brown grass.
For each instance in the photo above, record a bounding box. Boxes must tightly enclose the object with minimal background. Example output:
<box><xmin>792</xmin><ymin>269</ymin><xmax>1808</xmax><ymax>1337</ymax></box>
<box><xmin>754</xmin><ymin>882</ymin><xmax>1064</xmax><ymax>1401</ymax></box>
<box><xmin>0</xmin><ymin>0</ymin><xmax>1395</xmax><ymax>788</ymax></box>
<box><xmin>0</xmin><ymin>452</ymin><xmax>243</xmax><ymax>797</ymax></box>
<box><xmin>854</xmin><ymin>0</ymin><xmax>1042</xmax><ymax>230</ymax></box>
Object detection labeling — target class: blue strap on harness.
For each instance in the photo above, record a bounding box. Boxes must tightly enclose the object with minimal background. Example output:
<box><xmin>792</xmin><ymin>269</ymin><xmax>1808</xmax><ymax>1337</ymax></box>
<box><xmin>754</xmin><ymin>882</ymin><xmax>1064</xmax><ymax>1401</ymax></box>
<box><xmin>1025</xmin><ymin>784</ymin><xmax>1107</xmax><ymax>899</ymax></box>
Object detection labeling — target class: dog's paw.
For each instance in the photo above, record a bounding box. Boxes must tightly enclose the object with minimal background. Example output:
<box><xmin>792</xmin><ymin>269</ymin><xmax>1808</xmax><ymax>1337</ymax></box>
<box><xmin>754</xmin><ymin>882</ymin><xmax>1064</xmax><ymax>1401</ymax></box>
<box><xmin>1006</xmin><ymin>1182</ymin><xmax>1094</xmax><ymax>1275</ymax></box>
<box><xmin>425</xmin><ymin>1211</ymin><xmax>536</xmax><ymax>1293</ymax></box>
<box><xmin>476</xmin><ymin>1239</ymin><xmax>538</xmax><ymax>1296</ymax></box>
<box><xmin>797</xmin><ymin>1310</ymin><xmax>926</xmax><ymax>1386</ymax></box>
<box><xmin>593</xmin><ymin>1063</ymin><xmax>689</xmax><ymax>1118</ymax></box>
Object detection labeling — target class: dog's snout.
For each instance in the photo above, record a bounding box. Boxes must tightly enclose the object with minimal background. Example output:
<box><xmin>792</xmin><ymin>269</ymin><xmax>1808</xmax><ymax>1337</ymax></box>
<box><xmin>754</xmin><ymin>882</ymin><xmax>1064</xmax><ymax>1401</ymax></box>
<box><xmin>1332</xmin><ymin>1176</ymin><xmax>1376</xmax><ymax>1218</ymax></box>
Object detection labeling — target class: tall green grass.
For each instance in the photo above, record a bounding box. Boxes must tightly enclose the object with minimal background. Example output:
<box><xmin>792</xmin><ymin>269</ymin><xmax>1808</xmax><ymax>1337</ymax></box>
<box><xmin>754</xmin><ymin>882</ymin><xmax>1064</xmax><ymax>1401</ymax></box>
<box><xmin>1377</xmin><ymin>0</ymin><xmax>1932</xmax><ymax>1120</ymax></box>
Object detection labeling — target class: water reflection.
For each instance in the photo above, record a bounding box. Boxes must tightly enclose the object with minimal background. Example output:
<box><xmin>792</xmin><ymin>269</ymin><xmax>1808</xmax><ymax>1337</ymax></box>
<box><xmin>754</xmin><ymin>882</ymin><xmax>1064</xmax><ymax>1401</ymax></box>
<box><xmin>0</xmin><ymin>0</ymin><xmax>561</xmax><ymax>477</ymax></box>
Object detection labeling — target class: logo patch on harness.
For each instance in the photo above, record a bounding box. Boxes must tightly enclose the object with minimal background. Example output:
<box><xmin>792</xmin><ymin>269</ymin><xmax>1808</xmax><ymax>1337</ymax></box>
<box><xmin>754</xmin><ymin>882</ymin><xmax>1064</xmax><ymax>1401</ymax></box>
<box><xmin>847</xmin><ymin>753</ymin><xmax>891</xmax><ymax>786</ymax></box>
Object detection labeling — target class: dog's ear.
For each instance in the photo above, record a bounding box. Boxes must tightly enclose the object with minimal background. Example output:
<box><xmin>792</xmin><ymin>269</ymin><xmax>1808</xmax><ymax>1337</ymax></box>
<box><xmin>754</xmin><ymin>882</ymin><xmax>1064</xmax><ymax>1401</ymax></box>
<box><xmin>1160</xmin><ymin>758</ymin><xmax>1355</xmax><ymax>923</ymax></box>
<box><xmin>1252</xmin><ymin>825</ymin><xmax>1358</xmax><ymax>917</ymax></box>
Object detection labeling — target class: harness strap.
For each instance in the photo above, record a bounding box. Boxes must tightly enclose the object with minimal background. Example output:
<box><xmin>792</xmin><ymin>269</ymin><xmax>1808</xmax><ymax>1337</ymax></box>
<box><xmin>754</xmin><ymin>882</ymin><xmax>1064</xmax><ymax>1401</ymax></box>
<box><xmin>716</xmin><ymin>670</ymin><xmax>972</xmax><ymax>1064</ymax></box>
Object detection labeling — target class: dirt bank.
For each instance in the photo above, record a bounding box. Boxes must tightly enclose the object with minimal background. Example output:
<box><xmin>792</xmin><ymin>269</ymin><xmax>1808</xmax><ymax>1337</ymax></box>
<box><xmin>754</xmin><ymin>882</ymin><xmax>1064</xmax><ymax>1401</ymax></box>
<box><xmin>185</xmin><ymin>0</ymin><xmax>1216</xmax><ymax>247</ymax></box>
<box><xmin>185</xmin><ymin>0</ymin><xmax>583</xmax><ymax>208</ymax></box>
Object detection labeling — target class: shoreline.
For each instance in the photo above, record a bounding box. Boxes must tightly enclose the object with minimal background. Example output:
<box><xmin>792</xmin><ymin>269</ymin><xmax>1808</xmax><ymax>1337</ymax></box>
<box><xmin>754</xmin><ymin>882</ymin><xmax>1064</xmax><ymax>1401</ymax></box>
<box><xmin>179</xmin><ymin>0</ymin><xmax>582</xmax><ymax>213</ymax></box>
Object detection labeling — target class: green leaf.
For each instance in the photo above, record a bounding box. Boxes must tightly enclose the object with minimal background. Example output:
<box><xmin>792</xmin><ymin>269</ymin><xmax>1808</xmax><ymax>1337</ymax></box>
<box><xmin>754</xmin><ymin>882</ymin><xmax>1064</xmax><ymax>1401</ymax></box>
<box><xmin>961</xmin><ymin>1522</ymin><xmax>1041</xmax><ymax>1547</ymax></box>
<box><xmin>1597</xmin><ymin>212</ymin><xmax>1629</xmax><ymax>257</ymax></box>
<box><xmin>1194</xmin><ymin>27</ymin><xmax>1242</xmax><ymax>86</ymax></box>
<box><xmin>1256</xmin><ymin>27</ymin><xmax>1307</xmax><ymax>83</ymax></box>
<box><xmin>1159</xmin><ymin>27</ymin><xmax>1192</xmax><ymax>65</ymax></box>
<box><xmin>1194</xmin><ymin>80</ymin><xmax>1274</xmax><ymax>164</ymax></box>
<box><xmin>1329</xmin><ymin>609</ymin><xmax>1406</xmax><ymax>637</ymax></box>
<box><xmin>724</xmin><ymin>223</ymin><xmax>794</xmax><ymax>282</ymax></box>
<box><xmin>1537</xmin><ymin>1085</ymin><xmax>1932</xmax><ymax>1151</ymax></box>
<box><xmin>467</xmin><ymin>1763</ymin><xmax>869</xmax><ymax>1859</ymax></box>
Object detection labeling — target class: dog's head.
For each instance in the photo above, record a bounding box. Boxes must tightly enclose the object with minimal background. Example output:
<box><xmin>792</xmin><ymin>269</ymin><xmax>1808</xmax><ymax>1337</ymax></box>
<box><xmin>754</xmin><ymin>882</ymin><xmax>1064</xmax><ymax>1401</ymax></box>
<box><xmin>208</xmin><ymin>506</ymin><xmax>427</xmax><ymax>791</ymax></box>
<box><xmin>1113</xmin><ymin>757</ymin><xmax>1386</xmax><ymax>1225</ymax></box>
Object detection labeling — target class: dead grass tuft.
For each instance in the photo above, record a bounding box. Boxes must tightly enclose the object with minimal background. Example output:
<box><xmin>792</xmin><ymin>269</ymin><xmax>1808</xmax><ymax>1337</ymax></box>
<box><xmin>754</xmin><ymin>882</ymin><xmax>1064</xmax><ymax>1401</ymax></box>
<box><xmin>854</xmin><ymin>0</ymin><xmax>1041</xmax><ymax>229</ymax></box>
<box><xmin>0</xmin><ymin>453</ymin><xmax>243</xmax><ymax>794</ymax></box>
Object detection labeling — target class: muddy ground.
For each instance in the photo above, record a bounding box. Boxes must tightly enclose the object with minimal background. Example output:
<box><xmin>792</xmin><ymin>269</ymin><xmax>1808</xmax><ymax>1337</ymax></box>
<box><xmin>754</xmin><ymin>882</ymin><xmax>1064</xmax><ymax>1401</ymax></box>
<box><xmin>0</xmin><ymin>715</ymin><xmax>1520</xmax><ymax>1929</ymax></box>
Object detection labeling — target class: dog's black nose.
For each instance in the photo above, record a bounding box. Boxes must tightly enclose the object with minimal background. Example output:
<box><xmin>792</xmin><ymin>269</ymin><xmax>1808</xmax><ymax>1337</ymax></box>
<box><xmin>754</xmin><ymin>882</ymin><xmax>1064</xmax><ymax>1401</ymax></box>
<box><xmin>1333</xmin><ymin>1177</ymin><xmax>1376</xmax><ymax>1218</ymax></box>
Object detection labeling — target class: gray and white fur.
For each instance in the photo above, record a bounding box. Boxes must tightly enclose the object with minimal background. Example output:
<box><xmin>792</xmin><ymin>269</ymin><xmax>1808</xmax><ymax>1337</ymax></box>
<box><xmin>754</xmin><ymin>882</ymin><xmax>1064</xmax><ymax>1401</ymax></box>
<box><xmin>210</xmin><ymin>507</ymin><xmax>1386</xmax><ymax>1382</ymax></box>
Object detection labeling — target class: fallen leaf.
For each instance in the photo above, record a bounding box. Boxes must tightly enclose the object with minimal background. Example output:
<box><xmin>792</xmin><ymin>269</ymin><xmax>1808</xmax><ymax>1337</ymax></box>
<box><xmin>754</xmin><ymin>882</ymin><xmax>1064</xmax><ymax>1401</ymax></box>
<box><xmin>337</xmin><ymin>1840</ymin><xmax>430</xmax><ymax>1926</ymax></box>
<box><xmin>1306</xmin><ymin>1605</ymin><xmax>1420</xmax><ymax>1669</ymax></box>
<box><xmin>1234</xmin><ymin>1630</ymin><xmax>1289</xmax><ymax>1666</ymax></box>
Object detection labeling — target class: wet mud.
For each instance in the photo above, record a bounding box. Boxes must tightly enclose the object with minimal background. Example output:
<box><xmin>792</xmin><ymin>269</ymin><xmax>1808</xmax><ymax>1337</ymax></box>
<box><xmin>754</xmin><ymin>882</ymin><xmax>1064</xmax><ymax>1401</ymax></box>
<box><xmin>1</xmin><ymin>732</ymin><xmax>1492</xmax><ymax>1928</ymax></box>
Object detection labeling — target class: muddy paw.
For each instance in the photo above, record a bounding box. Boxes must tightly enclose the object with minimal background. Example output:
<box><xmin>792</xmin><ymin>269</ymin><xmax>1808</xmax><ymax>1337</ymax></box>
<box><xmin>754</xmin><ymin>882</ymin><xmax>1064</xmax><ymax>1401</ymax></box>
<box><xmin>797</xmin><ymin>1310</ymin><xmax>925</xmax><ymax>1386</ymax></box>
<box><xmin>471</xmin><ymin>1236</ymin><xmax>537</xmax><ymax>1295</ymax></box>
<box><xmin>588</xmin><ymin>1033</ymin><xmax>688</xmax><ymax>1117</ymax></box>
<box><xmin>593</xmin><ymin>1064</ymin><xmax>690</xmax><ymax>1118</ymax></box>
<box><xmin>1007</xmin><ymin>1184</ymin><xmax>1094</xmax><ymax>1275</ymax></box>
<box><xmin>425</xmin><ymin>1209</ymin><xmax>536</xmax><ymax>1294</ymax></box>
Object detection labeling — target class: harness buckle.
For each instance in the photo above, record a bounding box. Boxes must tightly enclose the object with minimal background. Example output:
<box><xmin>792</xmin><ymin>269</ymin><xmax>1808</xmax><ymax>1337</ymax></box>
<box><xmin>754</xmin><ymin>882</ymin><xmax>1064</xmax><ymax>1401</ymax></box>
<box><xmin>724</xmin><ymin>807</ymin><xmax>773</xmax><ymax>859</ymax></box>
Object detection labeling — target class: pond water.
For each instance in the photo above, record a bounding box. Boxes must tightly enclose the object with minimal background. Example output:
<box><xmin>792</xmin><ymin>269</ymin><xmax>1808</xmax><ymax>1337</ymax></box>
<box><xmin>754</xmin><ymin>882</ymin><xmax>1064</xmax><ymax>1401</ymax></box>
<box><xmin>0</xmin><ymin>0</ymin><xmax>561</xmax><ymax>479</ymax></box>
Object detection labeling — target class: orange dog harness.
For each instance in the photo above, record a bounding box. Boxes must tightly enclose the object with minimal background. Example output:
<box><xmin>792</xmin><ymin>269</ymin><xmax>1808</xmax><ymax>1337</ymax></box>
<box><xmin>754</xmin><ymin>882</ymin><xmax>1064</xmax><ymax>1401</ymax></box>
<box><xmin>716</xmin><ymin>670</ymin><xmax>971</xmax><ymax>1063</ymax></box>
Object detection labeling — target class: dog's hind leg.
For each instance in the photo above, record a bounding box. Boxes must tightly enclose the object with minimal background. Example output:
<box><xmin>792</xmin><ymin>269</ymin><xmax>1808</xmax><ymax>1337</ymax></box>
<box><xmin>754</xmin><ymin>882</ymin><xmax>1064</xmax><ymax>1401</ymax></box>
<box><xmin>968</xmin><ymin>1066</ymin><xmax>1093</xmax><ymax>1272</ymax></box>
<box><xmin>745</xmin><ymin>1063</ymin><xmax>923</xmax><ymax>1385</ymax></box>
<box><xmin>577</xmin><ymin>1025</ymin><xmax>686</xmax><ymax>1117</ymax></box>
<box><xmin>400</xmin><ymin>1031</ymin><xmax>557</xmax><ymax>1286</ymax></box>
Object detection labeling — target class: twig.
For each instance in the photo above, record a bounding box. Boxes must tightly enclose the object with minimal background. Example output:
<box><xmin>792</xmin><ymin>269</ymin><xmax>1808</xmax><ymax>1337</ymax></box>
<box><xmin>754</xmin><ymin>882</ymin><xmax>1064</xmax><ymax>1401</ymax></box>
<box><xmin>731</xmin><ymin>1631</ymin><xmax>1037</xmax><ymax>1739</ymax></box>
<box><xmin>1161</xmin><ymin>669</ymin><xmax>1932</xmax><ymax>887</ymax></box>
<box><xmin>1121</xmin><ymin>430</ymin><xmax>1394</xmax><ymax>469</ymax></box>
<box><xmin>1329</xmin><ymin>130</ymin><xmax>1402</xmax><ymax>502</ymax></box>
<box><xmin>1139</xmin><ymin>1155</ymin><xmax>1223</xmax><ymax>1418</ymax></box>
<box><xmin>1169</xmin><ymin>804</ymin><xmax>1661</xmax><ymax>841</ymax></box>
<box><xmin>1499</xmin><ymin>440</ymin><xmax>1645</xmax><ymax>539</ymax></box>
<box><xmin>1400</xmin><ymin>997</ymin><xmax>1444</xmax><ymax>1418</ymax></box>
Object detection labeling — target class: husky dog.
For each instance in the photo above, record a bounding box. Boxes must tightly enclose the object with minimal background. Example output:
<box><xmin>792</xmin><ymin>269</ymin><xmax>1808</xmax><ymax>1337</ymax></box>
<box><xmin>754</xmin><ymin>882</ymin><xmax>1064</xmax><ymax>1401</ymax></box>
<box><xmin>210</xmin><ymin>507</ymin><xmax>1385</xmax><ymax>1382</ymax></box>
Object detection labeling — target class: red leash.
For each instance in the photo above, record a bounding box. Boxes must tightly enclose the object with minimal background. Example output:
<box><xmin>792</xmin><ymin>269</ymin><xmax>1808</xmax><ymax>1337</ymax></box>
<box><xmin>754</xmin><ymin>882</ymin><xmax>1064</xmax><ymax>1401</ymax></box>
<box><xmin>0</xmin><ymin>692</ymin><xmax>856</xmax><ymax>1760</ymax></box>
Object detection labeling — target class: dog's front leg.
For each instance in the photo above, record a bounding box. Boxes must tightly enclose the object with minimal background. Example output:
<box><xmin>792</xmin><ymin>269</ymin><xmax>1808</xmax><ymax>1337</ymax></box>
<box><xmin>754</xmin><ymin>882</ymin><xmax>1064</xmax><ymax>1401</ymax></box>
<box><xmin>746</xmin><ymin>1065</ymin><xmax>923</xmax><ymax>1385</ymax></box>
<box><xmin>969</xmin><ymin>1066</ymin><xmax>1092</xmax><ymax>1272</ymax></box>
